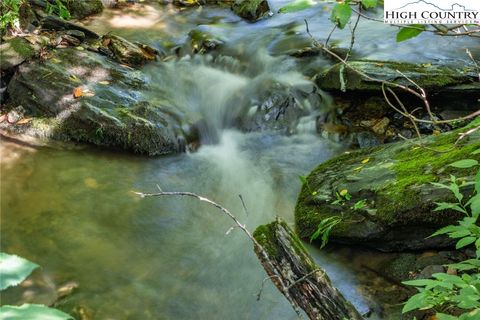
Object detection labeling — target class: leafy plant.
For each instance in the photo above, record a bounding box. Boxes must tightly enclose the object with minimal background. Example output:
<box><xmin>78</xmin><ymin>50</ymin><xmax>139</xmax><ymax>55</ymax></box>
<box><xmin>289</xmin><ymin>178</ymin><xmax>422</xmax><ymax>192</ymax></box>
<box><xmin>0</xmin><ymin>0</ymin><xmax>23</xmax><ymax>31</ymax></box>
<box><xmin>402</xmin><ymin>151</ymin><xmax>480</xmax><ymax>319</ymax></box>
<box><xmin>0</xmin><ymin>252</ymin><xmax>73</xmax><ymax>320</ymax></box>
<box><xmin>299</xmin><ymin>175</ymin><xmax>317</xmax><ymax>196</ymax></box>
<box><xmin>310</xmin><ymin>216</ymin><xmax>342</xmax><ymax>248</ymax></box>
<box><xmin>331</xmin><ymin>189</ymin><xmax>351</xmax><ymax>205</ymax></box>
<box><xmin>45</xmin><ymin>0</ymin><xmax>71</xmax><ymax>20</ymax></box>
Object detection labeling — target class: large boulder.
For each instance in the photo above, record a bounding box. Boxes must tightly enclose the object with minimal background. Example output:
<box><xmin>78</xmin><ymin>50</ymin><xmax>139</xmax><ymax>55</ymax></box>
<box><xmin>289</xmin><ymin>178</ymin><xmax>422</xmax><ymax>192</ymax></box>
<box><xmin>316</xmin><ymin>60</ymin><xmax>477</xmax><ymax>92</ymax></box>
<box><xmin>295</xmin><ymin>122</ymin><xmax>480</xmax><ymax>251</ymax></box>
<box><xmin>5</xmin><ymin>48</ymin><xmax>185</xmax><ymax>155</ymax></box>
<box><xmin>232</xmin><ymin>0</ymin><xmax>271</xmax><ymax>22</ymax></box>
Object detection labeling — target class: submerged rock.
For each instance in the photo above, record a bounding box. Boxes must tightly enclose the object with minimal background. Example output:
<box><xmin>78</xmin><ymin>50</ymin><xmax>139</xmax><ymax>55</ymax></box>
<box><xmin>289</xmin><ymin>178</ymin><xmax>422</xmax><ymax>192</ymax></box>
<box><xmin>232</xmin><ymin>0</ymin><xmax>271</xmax><ymax>22</ymax></box>
<box><xmin>295</xmin><ymin>123</ymin><xmax>480</xmax><ymax>251</ymax></box>
<box><xmin>5</xmin><ymin>48</ymin><xmax>183</xmax><ymax>155</ymax></box>
<box><xmin>316</xmin><ymin>60</ymin><xmax>477</xmax><ymax>92</ymax></box>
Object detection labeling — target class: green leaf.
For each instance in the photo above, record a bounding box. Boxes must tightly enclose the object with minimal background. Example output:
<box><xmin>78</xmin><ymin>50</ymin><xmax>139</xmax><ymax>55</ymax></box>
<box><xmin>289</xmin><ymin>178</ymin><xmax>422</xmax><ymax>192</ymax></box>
<box><xmin>278</xmin><ymin>0</ymin><xmax>315</xmax><ymax>13</ymax></box>
<box><xmin>437</xmin><ymin>314</ymin><xmax>459</xmax><ymax>320</ymax></box>
<box><xmin>396</xmin><ymin>24</ymin><xmax>425</xmax><ymax>42</ymax></box>
<box><xmin>402</xmin><ymin>292</ymin><xmax>432</xmax><ymax>313</ymax></box>
<box><xmin>430</xmin><ymin>225</ymin><xmax>460</xmax><ymax>237</ymax></box>
<box><xmin>472</xmin><ymin>148</ymin><xmax>480</xmax><ymax>155</ymax></box>
<box><xmin>0</xmin><ymin>304</ymin><xmax>73</xmax><ymax>320</ymax></box>
<box><xmin>468</xmin><ymin>194</ymin><xmax>480</xmax><ymax>218</ymax></box>
<box><xmin>456</xmin><ymin>236</ymin><xmax>477</xmax><ymax>249</ymax></box>
<box><xmin>434</xmin><ymin>202</ymin><xmax>467</xmax><ymax>214</ymax></box>
<box><xmin>298</xmin><ymin>175</ymin><xmax>307</xmax><ymax>184</ymax></box>
<box><xmin>450</xmin><ymin>159</ymin><xmax>479</xmax><ymax>169</ymax></box>
<box><xmin>330</xmin><ymin>2</ymin><xmax>352</xmax><ymax>29</ymax></box>
<box><xmin>402</xmin><ymin>279</ymin><xmax>441</xmax><ymax>287</ymax></box>
<box><xmin>0</xmin><ymin>252</ymin><xmax>39</xmax><ymax>290</ymax></box>
<box><xmin>361</xmin><ymin>0</ymin><xmax>377</xmax><ymax>9</ymax></box>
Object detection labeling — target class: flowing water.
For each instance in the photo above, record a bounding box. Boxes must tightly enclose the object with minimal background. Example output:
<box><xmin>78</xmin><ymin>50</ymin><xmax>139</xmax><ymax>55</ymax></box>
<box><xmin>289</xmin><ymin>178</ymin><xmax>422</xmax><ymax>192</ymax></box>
<box><xmin>1</xmin><ymin>1</ymin><xmax>479</xmax><ymax>319</ymax></box>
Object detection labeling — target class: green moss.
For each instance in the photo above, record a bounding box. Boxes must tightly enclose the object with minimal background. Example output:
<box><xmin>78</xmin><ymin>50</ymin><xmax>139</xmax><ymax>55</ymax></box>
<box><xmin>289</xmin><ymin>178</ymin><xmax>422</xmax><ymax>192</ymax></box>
<box><xmin>317</xmin><ymin>60</ymin><xmax>476</xmax><ymax>91</ymax></box>
<box><xmin>295</xmin><ymin>121</ymin><xmax>480</xmax><ymax>246</ymax></box>
<box><xmin>232</xmin><ymin>0</ymin><xmax>270</xmax><ymax>22</ymax></box>
<box><xmin>377</xmin><ymin>129</ymin><xmax>480</xmax><ymax>222</ymax></box>
<box><xmin>253</xmin><ymin>224</ymin><xmax>278</xmax><ymax>257</ymax></box>
<box><xmin>9</xmin><ymin>37</ymin><xmax>35</xmax><ymax>59</ymax></box>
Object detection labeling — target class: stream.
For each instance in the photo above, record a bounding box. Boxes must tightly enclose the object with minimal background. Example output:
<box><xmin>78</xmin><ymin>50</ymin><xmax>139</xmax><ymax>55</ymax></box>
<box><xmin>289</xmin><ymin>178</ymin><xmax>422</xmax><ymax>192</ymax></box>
<box><xmin>1</xmin><ymin>1</ymin><xmax>479</xmax><ymax>319</ymax></box>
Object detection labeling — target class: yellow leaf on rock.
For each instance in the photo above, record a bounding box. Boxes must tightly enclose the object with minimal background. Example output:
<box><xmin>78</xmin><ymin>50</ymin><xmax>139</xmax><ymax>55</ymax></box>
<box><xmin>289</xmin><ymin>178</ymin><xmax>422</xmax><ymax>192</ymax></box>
<box><xmin>16</xmin><ymin>118</ymin><xmax>32</xmax><ymax>125</ymax></box>
<box><xmin>84</xmin><ymin>178</ymin><xmax>99</xmax><ymax>189</ymax></box>
<box><xmin>361</xmin><ymin>158</ymin><xmax>370</xmax><ymax>164</ymax></box>
<box><xmin>73</xmin><ymin>87</ymin><xmax>83</xmax><ymax>98</ymax></box>
<box><xmin>98</xmin><ymin>80</ymin><xmax>110</xmax><ymax>85</ymax></box>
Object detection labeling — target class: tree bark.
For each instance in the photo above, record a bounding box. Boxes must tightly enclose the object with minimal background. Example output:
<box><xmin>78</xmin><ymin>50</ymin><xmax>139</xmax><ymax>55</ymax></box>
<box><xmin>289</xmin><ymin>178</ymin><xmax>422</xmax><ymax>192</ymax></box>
<box><xmin>253</xmin><ymin>219</ymin><xmax>363</xmax><ymax>320</ymax></box>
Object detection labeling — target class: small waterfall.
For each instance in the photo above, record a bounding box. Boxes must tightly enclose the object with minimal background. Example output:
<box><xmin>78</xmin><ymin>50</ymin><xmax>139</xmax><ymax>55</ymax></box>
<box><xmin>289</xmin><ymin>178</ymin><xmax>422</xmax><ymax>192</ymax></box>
<box><xmin>144</xmin><ymin>51</ymin><xmax>332</xmax><ymax>144</ymax></box>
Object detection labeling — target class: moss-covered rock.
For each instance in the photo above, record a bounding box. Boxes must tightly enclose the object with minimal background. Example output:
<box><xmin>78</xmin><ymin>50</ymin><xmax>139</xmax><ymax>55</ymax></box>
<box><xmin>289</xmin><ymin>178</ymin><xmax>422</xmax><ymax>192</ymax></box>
<box><xmin>64</xmin><ymin>0</ymin><xmax>103</xmax><ymax>19</ymax></box>
<box><xmin>6</xmin><ymin>48</ymin><xmax>183</xmax><ymax>155</ymax></box>
<box><xmin>100</xmin><ymin>34</ymin><xmax>158</xmax><ymax>68</ymax></box>
<box><xmin>295</xmin><ymin>123</ymin><xmax>480</xmax><ymax>251</ymax></box>
<box><xmin>316</xmin><ymin>60</ymin><xmax>477</xmax><ymax>92</ymax></box>
<box><xmin>232</xmin><ymin>0</ymin><xmax>271</xmax><ymax>22</ymax></box>
<box><xmin>0</xmin><ymin>38</ymin><xmax>36</xmax><ymax>71</ymax></box>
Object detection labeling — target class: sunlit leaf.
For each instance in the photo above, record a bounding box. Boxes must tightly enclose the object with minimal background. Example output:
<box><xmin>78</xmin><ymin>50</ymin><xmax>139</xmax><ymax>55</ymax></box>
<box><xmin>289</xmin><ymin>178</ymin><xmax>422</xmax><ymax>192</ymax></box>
<box><xmin>456</xmin><ymin>236</ymin><xmax>476</xmax><ymax>249</ymax></box>
<box><xmin>278</xmin><ymin>0</ymin><xmax>315</xmax><ymax>13</ymax></box>
<box><xmin>0</xmin><ymin>252</ymin><xmax>39</xmax><ymax>290</ymax></box>
<box><xmin>361</xmin><ymin>0</ymin><xmax>377</xmax><ymax>9</ymax></box>
<box><xmin>330</xmin><ymin>2</ymin><xmax>352</xmax><ymax>29</ymax></box>
<box><xmin>449</xmin><ymin>159</ymin><xmax>479</xmax><ymax>169</ymax></box>
<box><xmin>396</xmin><ymin>24</ymin><xmax>425</xmax><ymax>42</ymax></box>
<box><xmin>0</xmin><ymin>304</ymin><xmax>73</xmax><ymax>320</ymax></box>
<box><xmin>361</xmin><ymin>158</ymin><xmax>370</xmax><ymax>164</ymax></box>
<box><xmin>402</xmin><ymin>292</ymin><xmax>432</xmax><ymax>313</ymax></box>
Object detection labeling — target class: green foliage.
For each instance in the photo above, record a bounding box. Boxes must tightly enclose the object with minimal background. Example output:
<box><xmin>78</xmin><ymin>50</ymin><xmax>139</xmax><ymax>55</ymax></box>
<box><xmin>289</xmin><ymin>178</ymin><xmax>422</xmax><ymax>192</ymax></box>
<box><xmin>402</xmin><ymin>153</ymin><xmax>480</xmax><ymax>319</ymax></box>
<box><xmin>360</xmin><ymin>0</ymin><xmax>378</xmax><ymax>9</ymax></box>
<box><xmin>0</xmin><ymin>252</ymin><xmax>39</xmax><ymax>291</ymax></box>
<box><xmin>278</xmin><ymin>0</ymin><xmax>315</xmax><ymax>13</ymax></box>
<box><xmin>299</xmin><ymin>175</ymin><xmax>317</xmax><ymax>196</ymax></box>
<box><xmin>45</xmin><ymin>0</ymin><xmax>71</xmax><ymax>20</ymax></box>
<box><xmin>396</xmin><ymin>25</ymin><xmax>426</xmax><ymax>42</ymax></box>
<box><xmin>310</xmin><ymin>216</ymin><xmax>342</xmax><ymax>248</ymax></box>
<box><xmin>330</xmin><ymin>1</ymin><xmax>352</xmax><ymax>29</ymax></box>
<box><xmin>0</xmin><ymin>252</ymin><xmax>73</xmax><ymax>320</ymax></box>
<box><xmin>0</xmin><ymin>304</ymin><xmax>73</xmax><ymax>320</ymax></box>
<box><xmin>0</xmin><ymin>0</ymin><xmax>23</xmax><ymax>31</ymax></box>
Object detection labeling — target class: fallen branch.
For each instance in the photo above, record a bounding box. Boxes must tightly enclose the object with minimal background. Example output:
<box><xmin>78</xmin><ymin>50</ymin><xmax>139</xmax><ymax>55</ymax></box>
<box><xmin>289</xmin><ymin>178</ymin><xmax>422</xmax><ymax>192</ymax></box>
<box><xmin>133</xmin><ymin>191</ymin><xmax>364</xmax><ymax>320</ymax></box>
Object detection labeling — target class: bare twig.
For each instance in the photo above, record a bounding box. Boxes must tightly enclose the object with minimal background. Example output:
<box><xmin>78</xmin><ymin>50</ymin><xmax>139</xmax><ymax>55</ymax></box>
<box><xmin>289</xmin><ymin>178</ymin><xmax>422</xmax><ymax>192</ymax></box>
<box><xmin>382</xmin><ymin>84</ymin><xmax>422</xmax><ymax>139</ymax></box>
<box><xmin>132</xmin><ymin>190</ymin><xmax>305</xmax><ymax>318</ymax></box>
<box><xmin>346</xmin><ymin>5</ymin><xmax>361</xmax><ymax>61</ymax></box>
<box><xmin>256</xmin><ymin>275</ymin><xmax>281</xmax><ymax>301</ymax></box>
<box><xmin>239</xmin><ymin>194</ymin><xmax>249</xmax><ymax>216</ymax></box>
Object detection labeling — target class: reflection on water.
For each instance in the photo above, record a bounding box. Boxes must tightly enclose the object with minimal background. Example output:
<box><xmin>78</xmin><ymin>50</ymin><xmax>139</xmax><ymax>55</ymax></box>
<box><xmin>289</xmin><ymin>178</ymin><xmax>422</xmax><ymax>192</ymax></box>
<box><xmin>1</xmin><ymin>130</ymin><xmax>369</xmax><ymax>319</ymax></box>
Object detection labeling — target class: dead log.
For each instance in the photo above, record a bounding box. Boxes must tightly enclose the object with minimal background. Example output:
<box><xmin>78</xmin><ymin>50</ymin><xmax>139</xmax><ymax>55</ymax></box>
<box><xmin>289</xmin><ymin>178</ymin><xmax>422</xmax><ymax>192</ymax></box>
<box><xmin>253</xmin><ymin>219</ymin><xmax>363</xmax><ymax>320</ymax></box>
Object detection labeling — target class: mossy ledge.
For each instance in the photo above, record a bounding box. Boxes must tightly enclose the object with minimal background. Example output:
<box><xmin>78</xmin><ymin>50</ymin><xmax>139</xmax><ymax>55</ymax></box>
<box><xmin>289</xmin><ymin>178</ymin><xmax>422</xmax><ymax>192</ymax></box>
<box><xmin>295</xmin><ymin>120</ymin><xmax>480</xmax><ymax>251</ymax></box>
